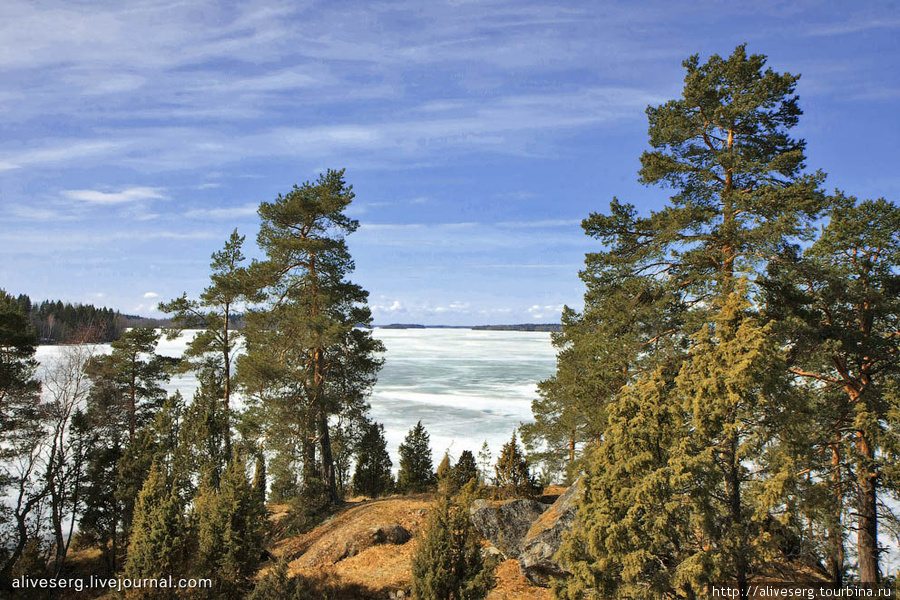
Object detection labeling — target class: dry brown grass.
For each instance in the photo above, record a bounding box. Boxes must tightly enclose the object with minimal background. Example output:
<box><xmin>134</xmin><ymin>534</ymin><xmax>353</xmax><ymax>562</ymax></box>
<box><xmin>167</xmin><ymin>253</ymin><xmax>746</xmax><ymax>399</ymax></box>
<box><xmin>265</xmin><ymin>492</ymin><xmax>556</xmax><ymax>599</ymax></box>
<box><xmin>269</xmin><ymin>495</ymin><xmax>432</xmax><ymax>597</ymax></box>
<box><xmin>487</xmin><ymin>559</ymin><xmax>554</xmax><ymax>600</ymax></box>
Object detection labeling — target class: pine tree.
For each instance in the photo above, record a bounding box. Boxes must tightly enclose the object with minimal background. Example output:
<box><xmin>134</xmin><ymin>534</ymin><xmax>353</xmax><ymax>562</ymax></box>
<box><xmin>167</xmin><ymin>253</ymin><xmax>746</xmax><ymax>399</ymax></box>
<box><xmin>124</xmin><ymin>462</ymin><xmax>189</xmax><ymax>600</ymax></box>
<box><xmin>530</xmin><ymin>44</ymin><xmax>826</xmax><ymax>481</ymax></box>
<box><xmin>160</xmin><ymin>229</ymin><xmax>250</xmax><ymax>454</ymax></box>
<box><xmin>411</xmin><ymin>486</ymin><xmax>496</xmax><ymax>600</ymax></box>
<box><xmin>352</xmin><ymin>421</ymin><xmax>393</xmax><ymax>498</ymax></box>
<box><xmin>544</xmin><ymin>45</ymin><xmax>829</xmax><ymax>598</ymax></box>
<box><xmin>397</xmin><ymin>421</ymin><xmax>435</xmax><ymax>493</ymax></box>
<box><xmin>238</xmin><ymin>169</ymin><xmax>383</xmax><ymax>505</ymax></box>
<box><xmin>84</xmin><ymin>327</ymin><xmax>175</xmax><ymax>441</ymax></box>
<box><xmin>494</xmin><ymin>432</ymin><xmax>533</xmax><ymax>499</ymax></box>
<box><xmin>765</xmin><ymin>195</ymin><xmax>900</xmax><ymax>584</ymax></box>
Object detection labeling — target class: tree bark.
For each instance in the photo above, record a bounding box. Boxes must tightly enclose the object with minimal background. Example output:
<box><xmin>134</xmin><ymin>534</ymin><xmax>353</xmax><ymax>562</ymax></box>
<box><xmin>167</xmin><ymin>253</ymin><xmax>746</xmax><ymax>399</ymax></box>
<box><xmin>318</xmin><ymin>409</ymin><xmax>339</xmax><ymax>503</ymax></box>
<box><xmin>856</xmin><ymin>431</ymin><xmax>879</xmax><ymax>584</ymax></box>
<box><xmin>826</xmin><ymin>444</ymin><xmax>844</xmax><ymax>588</ymax></box>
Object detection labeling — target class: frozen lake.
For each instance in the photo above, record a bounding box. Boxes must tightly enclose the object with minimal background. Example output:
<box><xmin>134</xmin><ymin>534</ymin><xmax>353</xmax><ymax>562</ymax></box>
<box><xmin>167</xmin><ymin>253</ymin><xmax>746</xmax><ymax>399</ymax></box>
<box><xmin>37</xmin><ymin>328</ymin><xmax>558</xmax><ymax>469</ymax></box>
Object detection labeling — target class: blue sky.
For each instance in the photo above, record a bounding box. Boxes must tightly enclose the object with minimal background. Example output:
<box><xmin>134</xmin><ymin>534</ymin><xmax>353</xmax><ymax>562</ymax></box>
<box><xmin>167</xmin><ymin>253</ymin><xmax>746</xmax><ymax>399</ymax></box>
<box><xmin>1</xmin><ymin>1</ymin><xmax>897</xmax><ymax>325</ymax></box>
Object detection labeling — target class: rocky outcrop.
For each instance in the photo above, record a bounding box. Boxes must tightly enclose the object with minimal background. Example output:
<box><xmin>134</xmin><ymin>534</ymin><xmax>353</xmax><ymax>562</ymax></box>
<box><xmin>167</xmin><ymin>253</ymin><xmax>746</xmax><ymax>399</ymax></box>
<box><xmin>470</xmin><ymin>499</ymin><xmax>549</xmax><ymax>560</ymax></box>
<box><xmin>519</xmin><ymin>480</ymin><xmax>583</xmax><ymax>586</ymax></box>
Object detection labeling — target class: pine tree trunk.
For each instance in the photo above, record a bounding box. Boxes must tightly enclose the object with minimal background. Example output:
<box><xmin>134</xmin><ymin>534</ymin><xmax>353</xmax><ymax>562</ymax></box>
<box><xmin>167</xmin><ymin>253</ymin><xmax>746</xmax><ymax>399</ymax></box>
<box><xmin>725</xmin><ymin>437</ymin><xmax>748</xmax><ymax>599</ymax></box>
<box><xmin>827</xmin><ymin>444</ymin><xmax>844</xmax><ymax>588</ymax></box>
<box><xmin>856</xmin><ymin>431</ymin><xmax>879</xmax><ymax>584</ymax></box>
<box><xmin>318</xmin><ymin>409</ymin><xmax>339</xmax><ymax>504</ymax></box>
<box><xmin>223</xmin><ymin>301</ymin><xmax>232</xmax><ymax>458</ymax></box>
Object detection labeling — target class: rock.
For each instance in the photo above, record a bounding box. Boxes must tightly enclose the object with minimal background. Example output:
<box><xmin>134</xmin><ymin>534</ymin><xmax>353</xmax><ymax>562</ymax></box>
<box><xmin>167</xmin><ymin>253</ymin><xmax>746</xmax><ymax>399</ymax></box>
<box><xmin>379</xmin><ymin>523</ymin><xmax>412</xmax><ymax>545</ymax></box>
<box><xmin>334</xmin><ymin>523</ymin><xmax>411</xmax><ymax>561</ymax></box>
<box><xmin>518</xmin><ymin>479</ymin><xmax>584</xmax><ymax>586</ymax></box>
<box><xmin>470</xmin><ymin>499</ymin><xmax>548</xmax><ymax>560</ymax></box>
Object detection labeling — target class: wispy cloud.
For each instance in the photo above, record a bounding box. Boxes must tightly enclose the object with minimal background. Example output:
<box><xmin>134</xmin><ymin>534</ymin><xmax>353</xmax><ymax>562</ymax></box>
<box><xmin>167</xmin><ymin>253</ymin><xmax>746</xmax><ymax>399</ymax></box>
<box><xmin>7</xmin><ymin>205</ymin><xmax>67</xmax><ymax>221</ymax></box>
<box><xmin>62</xmin><ymin>186</ymin><xmax>166</xmax><ymax>205</ymax></box>
<box><xmin>183</xmin><ymin>203</ymin><xmax>258</xmax><ymax>219</ymax></box>
<box><xmin>806</xmin><ymin>17</ymin><xmax>900</xmax><ymax>36</ymax></box>
<box><xmin>0</xmin><ymin>140</ymin><xmax>121</xmax><ymax>171</ymax></box>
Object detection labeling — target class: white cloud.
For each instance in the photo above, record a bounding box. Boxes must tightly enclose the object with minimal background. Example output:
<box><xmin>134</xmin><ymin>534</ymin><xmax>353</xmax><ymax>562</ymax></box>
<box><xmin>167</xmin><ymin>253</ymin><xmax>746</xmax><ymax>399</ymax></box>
<box><xmin>8</xmin><ymin>205</ymin><xmax>64</xmax><ymax>221</ymax></box>
<box><xmin>183</xmin><ymin>203</ymin><xmax>258</xmax><ymax>219</ymax></box>
<box><xmin>806</xmin><ymin>17</ymin><xmax>900</xmax><ymax>36</ymax></box>
<box><xmin>527</xmin><ymin>303</ymin><xmax>564</xmax><ymax>320</ymax></box>
<box><xmin>62</xmin><ymin>186</ymin><xmax>166</xmax><ymax>205</ymax></box>
<box><xmin>143</xmin><ymin>292</ymin><xmax>159</xmax><ymax>298</ymax></box>
<box><xmin>0</xmin><ymin>140</ymin><xmax>121</xmax><ymax>171</ymax></box>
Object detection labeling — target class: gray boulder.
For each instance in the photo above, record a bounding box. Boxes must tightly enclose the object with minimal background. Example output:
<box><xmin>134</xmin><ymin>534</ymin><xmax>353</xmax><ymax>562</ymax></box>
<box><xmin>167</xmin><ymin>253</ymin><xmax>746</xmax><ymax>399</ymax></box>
<box><xmin>469</xmin><ymin>499</ymin><xmax>548</xmax><ymax>560</ymax></box>
<box><xmin>519</xmin><ymin>479</ymin><xmax>584</xmax><ymax>586</ymax></box>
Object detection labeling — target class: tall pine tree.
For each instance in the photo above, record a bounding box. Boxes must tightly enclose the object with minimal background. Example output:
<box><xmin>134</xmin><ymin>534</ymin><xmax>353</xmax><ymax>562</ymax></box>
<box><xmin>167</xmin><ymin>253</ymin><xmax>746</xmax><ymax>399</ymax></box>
<box><xmin>160</xmin><ymin>229</ymin><xmax>250</xmax><ymax>455</ymax></box>
<box><xmin>766</xmin><ymin>195</ymin><xmax>900</xmax><ymax>584</ymax></box>
<box><xmin>238</xmin><ymin>169</ymin><xmax>383</xmax><ymax>505</ymax></box>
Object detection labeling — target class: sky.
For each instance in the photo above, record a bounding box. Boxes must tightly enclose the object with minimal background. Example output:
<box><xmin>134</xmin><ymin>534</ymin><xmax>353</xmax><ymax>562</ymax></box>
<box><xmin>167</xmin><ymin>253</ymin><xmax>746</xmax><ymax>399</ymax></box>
<box><xmin>1</xmin><ymin>1</ymin><xmax>898</xmax><ymax>326</ymax></box>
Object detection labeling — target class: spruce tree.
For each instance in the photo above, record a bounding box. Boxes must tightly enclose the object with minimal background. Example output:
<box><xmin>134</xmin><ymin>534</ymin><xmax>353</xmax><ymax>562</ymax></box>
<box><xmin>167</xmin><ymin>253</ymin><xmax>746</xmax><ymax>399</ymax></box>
<box><xmin>180</xmin><ymin>370</ymin><xmax>229</xmax><ymax>490</ymax></box>
<box><xmin>397</xmin><ymin>421</ymin><xmax>435</xmax><ymax>493</ymax></box>
<box><xmin>352</xmin><ymin>421</ymin><xmax>393</xmax><ymax>498</ymax></box>
<box><xmin>238</xmin><ymin>169</ymin><xmax>383</xmax><ymax>505</ymax></box>
<box><xmin>451</xmin><ymin>450</ymin><xmax>478</xmax><ymax>491</ymax></box>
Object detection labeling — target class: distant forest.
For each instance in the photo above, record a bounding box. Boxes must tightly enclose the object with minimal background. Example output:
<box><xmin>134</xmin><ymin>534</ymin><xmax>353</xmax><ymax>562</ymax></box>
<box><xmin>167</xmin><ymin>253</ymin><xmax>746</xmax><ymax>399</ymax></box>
<box><xmin>5</xmin><ymin>292</ymin><xmax>170</xmax><ymax>344</ymax></box>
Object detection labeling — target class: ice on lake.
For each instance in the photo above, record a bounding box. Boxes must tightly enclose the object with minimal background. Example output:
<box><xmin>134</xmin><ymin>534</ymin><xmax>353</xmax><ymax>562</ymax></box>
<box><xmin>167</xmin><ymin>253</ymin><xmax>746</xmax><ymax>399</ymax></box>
<box><xmin>37</xmin><ymin>328</ymin><xmax>558</xmax><ymax>469</ymax></box>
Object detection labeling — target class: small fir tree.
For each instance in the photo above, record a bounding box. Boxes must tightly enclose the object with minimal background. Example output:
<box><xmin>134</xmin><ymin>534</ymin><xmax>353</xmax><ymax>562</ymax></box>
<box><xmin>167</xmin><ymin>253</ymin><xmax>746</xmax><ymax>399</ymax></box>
<box><xmin>451</xmin><ymin>450</ymin><xmax>478</xmax><ymax>491</ymax></box>
<box><xmin>494</xmin><ymin>432</ymin><xmax>533</xmax><ymax>498</ymax></box>
<box><xmin>436</xmin><ymin>452</ymin><xmax>452</xmax><ymax>482</ymax></box>
<box><xmin>352</xmin><ymin>421</ymin><xmax>393</xmax><ymax>498</ymax></box>
<box><xmin>397</xmin><ymin>421</ymin><xmax>435</xmax><ymax>493</ymax></box>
